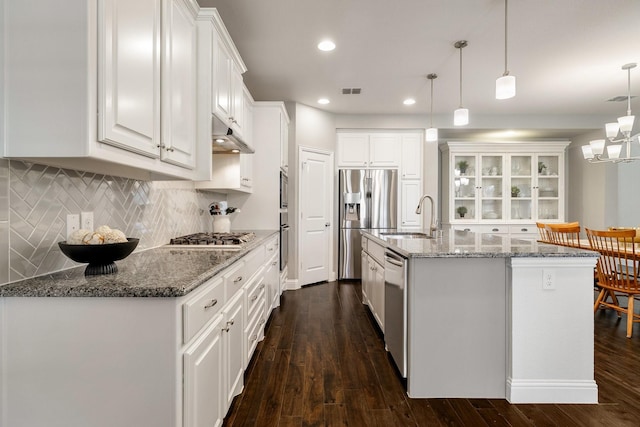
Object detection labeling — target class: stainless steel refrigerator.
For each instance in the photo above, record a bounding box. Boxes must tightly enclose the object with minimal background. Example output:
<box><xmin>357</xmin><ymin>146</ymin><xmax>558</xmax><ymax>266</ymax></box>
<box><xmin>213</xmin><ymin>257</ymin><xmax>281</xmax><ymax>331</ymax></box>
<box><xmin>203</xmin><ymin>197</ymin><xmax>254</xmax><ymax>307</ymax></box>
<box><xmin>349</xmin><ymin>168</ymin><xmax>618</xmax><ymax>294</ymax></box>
<box><xmin>339</xmin><ymin>169</ymin><xmax>398</xmax><ymax>279</ymax></box>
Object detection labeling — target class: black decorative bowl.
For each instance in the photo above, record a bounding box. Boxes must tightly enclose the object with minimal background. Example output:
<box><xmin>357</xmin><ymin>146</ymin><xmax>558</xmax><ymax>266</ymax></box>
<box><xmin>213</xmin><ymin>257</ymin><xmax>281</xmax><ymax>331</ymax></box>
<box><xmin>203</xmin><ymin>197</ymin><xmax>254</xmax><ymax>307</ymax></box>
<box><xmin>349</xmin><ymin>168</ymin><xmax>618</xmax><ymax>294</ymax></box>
<box><xmin>58</xmin><ymin>238</ymin><xmax>139</xmax><ymax>276</ymax></box>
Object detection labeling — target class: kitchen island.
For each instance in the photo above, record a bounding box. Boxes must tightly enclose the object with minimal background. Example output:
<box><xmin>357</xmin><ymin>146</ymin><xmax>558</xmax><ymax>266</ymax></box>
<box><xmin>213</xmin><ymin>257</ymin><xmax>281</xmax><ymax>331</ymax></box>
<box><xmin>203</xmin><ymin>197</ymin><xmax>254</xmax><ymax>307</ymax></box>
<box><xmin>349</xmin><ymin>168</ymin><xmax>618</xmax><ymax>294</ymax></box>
<box><xmin>362</xmin><ymin>229</ymin><xmax>600</xmax><ymax>404</ymax></box>
<box><xmin>0</xmin><ymin>230</ymin><xmax>279</xmax><ymax>427</ymax></box>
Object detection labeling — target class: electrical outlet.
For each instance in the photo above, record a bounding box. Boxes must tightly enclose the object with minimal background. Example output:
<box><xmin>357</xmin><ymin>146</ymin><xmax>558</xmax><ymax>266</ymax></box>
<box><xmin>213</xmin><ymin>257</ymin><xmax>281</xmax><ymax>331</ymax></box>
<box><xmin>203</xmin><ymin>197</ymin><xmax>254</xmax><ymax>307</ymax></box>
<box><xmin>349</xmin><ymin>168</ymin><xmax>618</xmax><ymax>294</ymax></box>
<box><xmin>81</xmin><ymin>211</ymin><xmax>94</xmax><ymax>232</ymax></box>
<box><xmin>542</xmin><ymin>269</ymin><xmax>555</xmax><ymax>290</ymax></box>
<box><xmin>66</xmin><ymin>214</ymin><xmax>80</xmax><ymax>240</ymax></box>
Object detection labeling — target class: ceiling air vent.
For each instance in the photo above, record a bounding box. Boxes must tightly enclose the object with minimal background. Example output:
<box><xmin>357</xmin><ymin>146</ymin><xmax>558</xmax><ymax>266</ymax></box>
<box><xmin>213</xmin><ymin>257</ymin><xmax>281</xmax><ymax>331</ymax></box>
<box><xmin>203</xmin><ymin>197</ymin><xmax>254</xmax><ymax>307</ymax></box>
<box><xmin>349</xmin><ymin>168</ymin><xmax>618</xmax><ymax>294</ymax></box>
<box><xmin>607</xmin><ymin>95</ymin><xmax>636</xmax><ymax>102</ymax></box>
<box><xmin>342</xmin><ymin>88</ymin><xmax>362</xmax><ymax>95</ymax></box>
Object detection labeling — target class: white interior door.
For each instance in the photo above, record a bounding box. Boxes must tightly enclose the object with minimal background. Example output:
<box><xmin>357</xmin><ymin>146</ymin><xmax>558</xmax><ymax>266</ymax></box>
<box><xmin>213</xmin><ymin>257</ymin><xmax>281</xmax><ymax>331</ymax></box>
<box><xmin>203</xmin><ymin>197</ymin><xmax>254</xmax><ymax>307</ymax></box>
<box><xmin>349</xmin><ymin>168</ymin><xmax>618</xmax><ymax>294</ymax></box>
<box><xmin>299</xmin><ymin>148</ymin><xmax>333</xmax><ymax>286</ymax></box>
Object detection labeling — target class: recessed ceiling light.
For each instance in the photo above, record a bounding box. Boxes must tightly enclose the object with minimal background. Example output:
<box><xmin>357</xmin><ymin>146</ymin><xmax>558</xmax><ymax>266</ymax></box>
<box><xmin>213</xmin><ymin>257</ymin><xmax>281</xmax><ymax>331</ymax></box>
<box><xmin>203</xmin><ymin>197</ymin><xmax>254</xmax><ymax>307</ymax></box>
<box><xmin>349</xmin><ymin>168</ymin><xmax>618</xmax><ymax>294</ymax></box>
<box><xmin>318</xmin><ymin>98</ymin><xmax>330</xmax><ymax>105</ymax></box>
<box><xmin>231</xmin><ymin>149</ymin><xmax>240</xmax><ymax>153</ymax></box>
<box><xmin>403</xmin><ymin>98</ymin><xmax>416</xmax><ymax>105</ymax></box>
<box><xmin>215</xmin><ymin>138</ymin><xmax>225</xmax><ymax>144</ymax></box>
<box><xmin>317</xmin><ymin>40</ymin><xmax>336</xmax><ymax>51</ymax></box>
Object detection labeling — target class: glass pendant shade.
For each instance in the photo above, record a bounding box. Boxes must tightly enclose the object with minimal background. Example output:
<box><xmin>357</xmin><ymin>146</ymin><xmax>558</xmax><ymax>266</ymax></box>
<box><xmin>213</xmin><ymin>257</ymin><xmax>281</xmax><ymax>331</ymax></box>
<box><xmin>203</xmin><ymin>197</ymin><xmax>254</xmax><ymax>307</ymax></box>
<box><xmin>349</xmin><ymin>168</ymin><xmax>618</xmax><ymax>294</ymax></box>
<box><xmin>454</xmin><ymin>108</ymin><xmax>469</xmax><ymax>126</ymax></box>
<box><xmin>426</xmin><ymin>127</ymin><xmax>438</xmax><ymax>142</ymax></box>
<box><xmin>589</xmin><ymin>139</ymin><xmax>606</xmax><ymax>156</ymax></box>
<box><xmin>496</xmin><ymin>75</ymin><xmax>516</xmax><ymax>99</ymax></box>
<box><xmin>618</xmin><ymin>115</ymin><xmax>635</xmax><ymax>133</ymax></box>
<box><xmin>581</xmin><ymin>145</ymin><xmax>595</xmax><ymax>160</ymax></box>
<box><xmin>607</xmin><ymin>144</ymin><xmax>622</xmax><ymax>159</ymax></box>
<box><xmin>605</xmin><ymin>122</ymin><xmax>620</xmax><ymax>139</ymax></box>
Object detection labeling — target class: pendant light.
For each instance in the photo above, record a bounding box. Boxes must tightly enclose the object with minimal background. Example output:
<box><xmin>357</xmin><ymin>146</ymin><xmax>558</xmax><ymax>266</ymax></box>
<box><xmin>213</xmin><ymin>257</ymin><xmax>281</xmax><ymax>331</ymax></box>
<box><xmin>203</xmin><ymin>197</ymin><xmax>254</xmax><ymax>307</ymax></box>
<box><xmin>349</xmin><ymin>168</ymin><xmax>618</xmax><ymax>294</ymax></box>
<box><xmin>426</xmin><ymin>73</ymin><xmax>438</xmax><ymax>142</ymax></box>
<box><xmin>496</xmin><ymin>0</ymin><xmax>516</xmax><ymax>99</ymax></box>
<box><xmin>454</xmin><ymin>40</ymin><xmax>469</xmax><ymax>126</ymax></box>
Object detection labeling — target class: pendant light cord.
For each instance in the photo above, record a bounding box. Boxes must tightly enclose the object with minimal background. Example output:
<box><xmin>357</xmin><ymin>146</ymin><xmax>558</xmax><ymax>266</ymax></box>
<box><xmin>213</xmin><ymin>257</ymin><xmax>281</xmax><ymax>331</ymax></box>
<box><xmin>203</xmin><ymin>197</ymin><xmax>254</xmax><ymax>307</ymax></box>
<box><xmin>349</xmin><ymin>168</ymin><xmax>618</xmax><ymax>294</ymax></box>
<box><xmin>627</xmin><ymin>66</ymin><xmax>632</xmax><ymax>116</ymax></box>
<box><xmin>503</xmin><ymin>0</ymin><xmax>509</xmax><ymax>76</ymax></box>
<box><xmin>459</xmin><ymin>46</ymin><xmax>463</xmax><ymax>107</ymax></box>
<box><xmin>430</xmin><ymin>78</ymin><xmax>434</xmax><ymax>127</ymax></box>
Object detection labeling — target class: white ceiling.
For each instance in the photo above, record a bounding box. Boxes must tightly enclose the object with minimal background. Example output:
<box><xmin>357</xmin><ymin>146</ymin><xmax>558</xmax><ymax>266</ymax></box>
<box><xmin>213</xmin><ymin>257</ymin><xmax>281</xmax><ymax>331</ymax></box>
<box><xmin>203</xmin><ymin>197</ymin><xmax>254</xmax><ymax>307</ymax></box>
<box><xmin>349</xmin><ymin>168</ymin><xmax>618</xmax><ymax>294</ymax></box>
<box><xmin>199</xmin><ymin>0</ymin><xmax>640</xmax><ymax>138</ymax></box>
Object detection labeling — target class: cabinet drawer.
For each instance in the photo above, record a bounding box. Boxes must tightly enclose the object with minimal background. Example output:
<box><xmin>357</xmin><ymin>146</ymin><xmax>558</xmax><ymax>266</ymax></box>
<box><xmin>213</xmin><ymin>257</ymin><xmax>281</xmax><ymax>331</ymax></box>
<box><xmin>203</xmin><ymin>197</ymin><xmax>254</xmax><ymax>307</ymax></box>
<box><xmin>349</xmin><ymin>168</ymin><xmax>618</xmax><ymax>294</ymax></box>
<box><xmin>244</xmin><ymin>246</ymin><xmax>265</xmax><ymax>281</ymax></box>
<box><xmin>245</xmin><ymin>303</ymin><xmax>266</xmax><ymax>363</ymax></box>
<box><xmin>183</xmin><ymin>277</ymin><xmax>225</xmax><ymax>343</ymax></box>
<box><xmin>509</xmin><ymin>224</ymin><xmax>536</xmax><ymax>235</ymax></box>
<box><xmin>246</xmin><ymin>278</ymin><xmax>266</xmax><ymax>320</ymax></box>
<box><xmin>224</xmin><ymin>261</ymin><xmax>247</xmax><ymax>298</ymax></box>
<box><xmin>265</xmin><ymin>237</ymin><xmax>278</xmax><ymax>257</ymax></box>
<box><xmin>367</xmin><ymin>238</ymin><xmax>385</xmax><ymax>265</ymax></box>
<box><xmin>478</xmin><ymin>225</ymin><xmax>509</xmax><ymax>234</ymax></box>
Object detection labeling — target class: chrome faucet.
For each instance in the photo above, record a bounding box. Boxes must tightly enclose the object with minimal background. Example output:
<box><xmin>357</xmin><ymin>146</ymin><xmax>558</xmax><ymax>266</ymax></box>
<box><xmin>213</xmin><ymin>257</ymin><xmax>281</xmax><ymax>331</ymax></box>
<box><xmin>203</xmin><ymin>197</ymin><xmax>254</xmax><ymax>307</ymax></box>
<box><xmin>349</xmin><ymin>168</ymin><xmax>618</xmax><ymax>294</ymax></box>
<box><xmin>415</xmin><ymin>195</ymin><xmax>437</xmax><ymax>237</ymax></box>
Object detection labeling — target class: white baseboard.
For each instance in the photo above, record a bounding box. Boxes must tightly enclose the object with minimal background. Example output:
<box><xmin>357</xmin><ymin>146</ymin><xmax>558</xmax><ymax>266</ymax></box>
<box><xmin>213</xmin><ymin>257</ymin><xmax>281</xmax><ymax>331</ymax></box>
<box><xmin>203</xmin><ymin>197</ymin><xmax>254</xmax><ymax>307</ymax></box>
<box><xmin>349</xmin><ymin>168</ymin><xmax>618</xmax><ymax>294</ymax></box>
<box><xmin>507</xmin><ymin>378</ymin><xmax>598</xmax><ymax>404</ymax></box>
<box><xmin>283</xmin><ymin>278</ymin><xmax>300</xmax><ymax>291</ymax></box>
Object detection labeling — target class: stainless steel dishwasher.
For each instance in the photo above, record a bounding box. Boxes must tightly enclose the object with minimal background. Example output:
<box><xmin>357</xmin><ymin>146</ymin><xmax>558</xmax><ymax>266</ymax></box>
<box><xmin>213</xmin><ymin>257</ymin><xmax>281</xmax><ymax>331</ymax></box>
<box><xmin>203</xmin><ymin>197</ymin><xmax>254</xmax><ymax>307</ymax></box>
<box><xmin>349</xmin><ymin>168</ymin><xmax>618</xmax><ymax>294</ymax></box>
<box><xmin>384</xmin><ymin>248</ymin><xmax>408</xmax><ymax>378</ymax></box>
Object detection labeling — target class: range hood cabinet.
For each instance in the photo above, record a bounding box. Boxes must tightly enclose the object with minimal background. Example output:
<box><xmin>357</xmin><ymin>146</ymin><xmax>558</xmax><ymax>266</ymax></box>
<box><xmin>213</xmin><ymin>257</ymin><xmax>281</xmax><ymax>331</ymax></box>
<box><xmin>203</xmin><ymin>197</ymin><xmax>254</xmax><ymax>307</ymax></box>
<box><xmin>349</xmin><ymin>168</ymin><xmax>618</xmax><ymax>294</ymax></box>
<box><xmin>211</xmin><ymin>115</ymin><xmax>254</xmax><ymax>154</ymax></box>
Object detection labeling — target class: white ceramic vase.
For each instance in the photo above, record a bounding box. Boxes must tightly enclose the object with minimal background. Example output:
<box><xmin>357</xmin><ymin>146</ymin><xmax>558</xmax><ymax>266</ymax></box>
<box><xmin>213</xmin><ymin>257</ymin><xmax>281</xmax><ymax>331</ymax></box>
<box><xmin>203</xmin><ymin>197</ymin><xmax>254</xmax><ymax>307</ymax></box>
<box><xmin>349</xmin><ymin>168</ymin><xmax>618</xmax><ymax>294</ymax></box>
<box><xmin>213</xmin><ymin>216</ymin><xmax>231</xmax><ymax>233</ymax></box>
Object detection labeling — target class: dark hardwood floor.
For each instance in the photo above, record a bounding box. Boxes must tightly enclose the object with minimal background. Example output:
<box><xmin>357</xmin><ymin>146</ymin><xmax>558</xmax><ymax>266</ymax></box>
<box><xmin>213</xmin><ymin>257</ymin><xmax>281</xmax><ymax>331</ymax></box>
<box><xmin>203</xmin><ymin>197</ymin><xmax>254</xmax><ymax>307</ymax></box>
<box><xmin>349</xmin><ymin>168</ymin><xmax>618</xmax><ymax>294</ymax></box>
<box><xmin>224</xmin><ymin>281</ymin><xmax>640</xmax><ymax>426</ymax></box>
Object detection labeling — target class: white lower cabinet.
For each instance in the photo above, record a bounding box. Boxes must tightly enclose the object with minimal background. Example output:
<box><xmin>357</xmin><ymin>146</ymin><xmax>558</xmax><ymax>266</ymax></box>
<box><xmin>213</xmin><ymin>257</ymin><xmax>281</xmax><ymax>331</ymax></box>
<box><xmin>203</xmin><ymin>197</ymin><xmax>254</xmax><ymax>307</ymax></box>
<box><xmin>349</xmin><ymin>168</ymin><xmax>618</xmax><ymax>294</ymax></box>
<box><xmin>361</xmin><ymin>237</ymin><xmax>385</xmax><ymax>332</ymax></box>
<box><xmin>184</xmin><ymin>315</ymin><xmax>225</xmax><ymax>427</ymax></box>
<box><xmin>222</xmin><ymin>292</ymin><xmax>245</xmax><ymax>410</ymax></box>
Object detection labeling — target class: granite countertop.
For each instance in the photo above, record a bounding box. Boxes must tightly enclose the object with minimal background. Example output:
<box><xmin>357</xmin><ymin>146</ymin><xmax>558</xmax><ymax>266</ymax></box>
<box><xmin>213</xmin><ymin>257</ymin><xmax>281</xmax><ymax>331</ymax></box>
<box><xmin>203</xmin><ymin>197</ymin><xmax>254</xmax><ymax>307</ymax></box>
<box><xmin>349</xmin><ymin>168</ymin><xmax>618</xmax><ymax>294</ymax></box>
<box><xmin>0</xmin><ymin>230</ymin><xmax>278</xmax><ymax>298</ymax></box>
<box><xmin>363</xmin><ymin>229</ymin><xmax>600</xmax><ymax>259</ymax></box>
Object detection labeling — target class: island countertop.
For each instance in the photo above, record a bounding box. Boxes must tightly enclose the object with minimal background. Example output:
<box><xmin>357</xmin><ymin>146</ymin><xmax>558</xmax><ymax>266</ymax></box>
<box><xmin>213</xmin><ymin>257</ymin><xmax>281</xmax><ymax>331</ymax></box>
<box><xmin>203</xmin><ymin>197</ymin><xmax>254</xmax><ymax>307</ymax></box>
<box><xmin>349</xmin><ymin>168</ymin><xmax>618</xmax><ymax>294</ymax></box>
<box><xmin>362</xmin><ymin>229</ymin><xmax>599</xmax><ymax>259</ymax></box>
<box><xmin>0</xmin><ymin>230</ymin><xmax>278</xmax><ymax>298</ymax></box>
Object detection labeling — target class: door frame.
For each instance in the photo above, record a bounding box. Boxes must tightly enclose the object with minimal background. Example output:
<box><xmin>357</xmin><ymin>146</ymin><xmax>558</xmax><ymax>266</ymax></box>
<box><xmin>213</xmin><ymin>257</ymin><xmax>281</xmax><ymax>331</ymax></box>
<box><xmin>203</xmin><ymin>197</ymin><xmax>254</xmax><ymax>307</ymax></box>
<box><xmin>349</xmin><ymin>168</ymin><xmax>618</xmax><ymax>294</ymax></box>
<box><xmin>297</xmin><ymin>145</ymin><xmax>335</xmax><ymax>287</ymax></box>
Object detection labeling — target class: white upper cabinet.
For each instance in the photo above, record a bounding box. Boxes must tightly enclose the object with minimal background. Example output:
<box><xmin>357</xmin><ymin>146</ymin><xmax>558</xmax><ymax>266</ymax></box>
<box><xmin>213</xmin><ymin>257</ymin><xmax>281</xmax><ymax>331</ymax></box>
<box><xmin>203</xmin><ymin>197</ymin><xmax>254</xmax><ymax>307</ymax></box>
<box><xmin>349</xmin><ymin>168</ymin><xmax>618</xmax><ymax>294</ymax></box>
<box><xmin>211</xmin><ymin>13</ymin><xmax>248</xmax><ymax>140</ymax></box>
<box><xmin>98</xmin><ymin>0</ymin><xmax>161</xmax><ymax>158</ymax></box>
<box><xmin>4</xmin><ymin>0</ymin><xmax>201</xmax><ymax>180</ymax></box>
<box><xmin>280</xmin><ymin>111</ymin><xmax>290</xmax><ymax>173</ymax></box>
<box><xmin>337</xmin><ymin>133</ymin><xmax>401</xmax><ymax>168</ymax></box>
<box><xmin>369</xmin><ymin>134</ymin><xmax>401</xmax><ymax>167</ymax></box>
<box><xmin>161</xmin><ymin>0</ymin><xmax>197</xmax><ymax>168</ymax></box>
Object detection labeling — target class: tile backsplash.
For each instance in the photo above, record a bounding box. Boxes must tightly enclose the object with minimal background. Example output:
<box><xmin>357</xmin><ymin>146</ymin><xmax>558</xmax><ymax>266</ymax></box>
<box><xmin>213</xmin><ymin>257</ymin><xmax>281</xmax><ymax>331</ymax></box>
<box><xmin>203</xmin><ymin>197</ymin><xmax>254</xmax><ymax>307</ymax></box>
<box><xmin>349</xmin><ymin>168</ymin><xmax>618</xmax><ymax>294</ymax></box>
<box><xmin>0</xmin><ymin>160</ymin><xmax>221</xmax><ymax>284</ymax></box>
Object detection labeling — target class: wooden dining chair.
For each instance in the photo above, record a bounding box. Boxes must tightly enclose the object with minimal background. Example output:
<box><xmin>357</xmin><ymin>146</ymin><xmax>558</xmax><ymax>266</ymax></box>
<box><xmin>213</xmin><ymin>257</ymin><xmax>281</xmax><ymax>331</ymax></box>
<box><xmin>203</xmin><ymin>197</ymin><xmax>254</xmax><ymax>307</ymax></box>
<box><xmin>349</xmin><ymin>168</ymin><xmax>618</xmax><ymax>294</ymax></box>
<box><xmin>546</xmin><ymin>223</ymin><xmax>581</xmax><ymax>248</ymax></box>
<box><xmin>536</xmin><ymin>222</ymin><xmax>551</xmax><ymax>242</ymax></box>
<box><xmin>586</xmin><ymin>228</ymin><xmax>640</xmax><ymax>338</ymax></box>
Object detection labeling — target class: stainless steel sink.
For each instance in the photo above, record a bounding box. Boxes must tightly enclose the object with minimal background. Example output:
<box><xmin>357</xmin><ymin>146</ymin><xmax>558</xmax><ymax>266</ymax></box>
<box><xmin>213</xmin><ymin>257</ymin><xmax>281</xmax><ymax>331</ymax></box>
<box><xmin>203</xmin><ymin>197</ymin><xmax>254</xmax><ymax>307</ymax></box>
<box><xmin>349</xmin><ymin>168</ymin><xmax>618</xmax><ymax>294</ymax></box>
<box><xmin>380</xmin><ymin>232</ymin><xmax>432</xmax><ymax>239</ymax></box>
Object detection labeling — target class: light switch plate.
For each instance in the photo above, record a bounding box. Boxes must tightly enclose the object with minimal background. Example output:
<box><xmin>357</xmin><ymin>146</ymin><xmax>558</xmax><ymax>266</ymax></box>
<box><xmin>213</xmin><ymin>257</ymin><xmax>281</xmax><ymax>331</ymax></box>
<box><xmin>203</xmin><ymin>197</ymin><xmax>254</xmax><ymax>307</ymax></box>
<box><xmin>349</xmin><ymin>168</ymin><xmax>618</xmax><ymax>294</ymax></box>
<box><xmin>66</xmin><ymin>214</ymin><xmax>80</xmax><ymax>240</ymax></box>
<box><xmin>81</xmin><ymin>211</ymin><xmax>94</xmax><ymax>232</ymax></box>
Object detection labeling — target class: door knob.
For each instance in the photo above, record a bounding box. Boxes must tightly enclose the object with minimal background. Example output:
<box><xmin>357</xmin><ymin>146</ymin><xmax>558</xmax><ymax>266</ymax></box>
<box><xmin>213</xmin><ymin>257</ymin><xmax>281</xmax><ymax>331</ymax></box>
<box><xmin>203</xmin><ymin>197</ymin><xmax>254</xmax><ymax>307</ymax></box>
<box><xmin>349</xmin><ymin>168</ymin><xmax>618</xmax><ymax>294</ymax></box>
<box><xmin>325</xmin><ymin>223</ymin><xmax>330</xmax><ymax>227</ymax></box>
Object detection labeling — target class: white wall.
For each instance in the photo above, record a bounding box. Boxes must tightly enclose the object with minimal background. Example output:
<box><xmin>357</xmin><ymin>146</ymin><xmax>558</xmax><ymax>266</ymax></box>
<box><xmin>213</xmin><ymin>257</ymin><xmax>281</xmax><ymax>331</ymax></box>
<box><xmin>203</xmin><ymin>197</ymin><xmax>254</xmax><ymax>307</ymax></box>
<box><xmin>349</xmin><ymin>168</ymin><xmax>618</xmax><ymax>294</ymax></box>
<box><xmin>567</xmin><ymin>131</ymin><xmax>638</xmax><ymax>230</ymax></box>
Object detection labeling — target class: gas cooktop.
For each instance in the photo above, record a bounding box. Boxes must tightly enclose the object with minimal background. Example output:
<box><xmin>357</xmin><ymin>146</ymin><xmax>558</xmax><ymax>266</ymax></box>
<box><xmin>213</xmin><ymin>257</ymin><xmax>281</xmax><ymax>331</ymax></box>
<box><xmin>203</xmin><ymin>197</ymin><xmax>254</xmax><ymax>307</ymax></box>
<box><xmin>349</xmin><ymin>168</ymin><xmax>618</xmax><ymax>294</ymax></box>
<box><xmin>167</xmin><ymin>232</ymin><xmax>256</xmax><ymax>248</ymax></box>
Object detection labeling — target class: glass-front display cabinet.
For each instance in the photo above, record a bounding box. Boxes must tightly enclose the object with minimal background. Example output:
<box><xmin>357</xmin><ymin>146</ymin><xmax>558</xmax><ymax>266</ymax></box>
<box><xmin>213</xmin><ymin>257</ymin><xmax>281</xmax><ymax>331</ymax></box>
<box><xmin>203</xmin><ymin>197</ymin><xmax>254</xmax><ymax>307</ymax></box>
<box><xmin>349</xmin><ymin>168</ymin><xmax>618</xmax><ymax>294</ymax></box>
<box><xmin>442</xmin><ymin>141</ymin><xmax>569</xmax><ymax>237</ymax></box>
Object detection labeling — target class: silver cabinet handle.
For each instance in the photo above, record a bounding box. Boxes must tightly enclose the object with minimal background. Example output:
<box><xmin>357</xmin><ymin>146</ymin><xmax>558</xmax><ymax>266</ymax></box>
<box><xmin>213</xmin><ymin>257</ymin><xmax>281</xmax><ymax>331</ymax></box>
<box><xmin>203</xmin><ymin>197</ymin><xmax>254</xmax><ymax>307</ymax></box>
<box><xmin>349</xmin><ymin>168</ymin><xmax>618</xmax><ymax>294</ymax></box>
<box><xmin>251</xmin><ymin>294</ymin><xmax>258</xmax><ymax>302</ymax></box>
<box><xmin>204</xmin><ymin>299</ymin><xmax>218</xmax><ymax>309</ymax></box>
<box><xmin>272</xmin><ymin>261</ymin><xmax>277</xmax><ymax>266</ymax></box>
<box><xmin>464</xmin><ymin>228</ymin><xmax>471</xmax><ymax>232</ymax></box>
<box><xmin>325</xmin><ymin>222</ymin><xmax>330</xmax><ymax>227</ymax></box>
<box><xmin>259</xmin><ymin>283</ymin><xmax>265</xmax><ymax>290</ymax></box>
<box><xmin>259</xmin><ymin>319</ymin><xmax>266</xmax><ymax>326</ymax></box>
<box><xmin>492</xmin><ymin>228</ymin><xmax>499</xmax><ymax>232</ymax></box>
<box><xmin>228</xmin><ymin>319</ymin><xmax>234</xmax><ymax>326</ymax></box>
<box><xmin>234</xmin><ymin>276</ymin><xmax>243</xmax><ymax>283</ymax></box>
<box><xmin>250</xmin><ymin>334</ymin><xmax>258</xmax><ymax>343</ymax></box>
<box><xmin>268</xmin><ymin>247</ymin><xmax>274</xmax><ymax>251</ymax></box>
<box><xmin>521</xmin><ymin>228</ymin><xmax>528</xmax><ymax>232</ymax></box>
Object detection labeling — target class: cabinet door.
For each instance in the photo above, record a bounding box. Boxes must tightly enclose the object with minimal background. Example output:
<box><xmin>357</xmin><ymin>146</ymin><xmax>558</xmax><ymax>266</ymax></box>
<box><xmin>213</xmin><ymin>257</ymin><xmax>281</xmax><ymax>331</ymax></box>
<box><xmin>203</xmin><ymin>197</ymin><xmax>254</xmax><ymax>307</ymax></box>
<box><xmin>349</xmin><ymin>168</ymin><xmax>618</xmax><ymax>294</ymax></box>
<box><xmin>401</xmin><ymin>134</ymin><xmax>422</xmax><ymax>179</ymax></box>
<box><xmin>223</xmin><ymin>292</ymin><xmax>244</xmax><ymax>411</ymax></box>
<box><xmin>240</xmin><ymin>154</ymin><xmax>252</xmax><ymax>189</ymax></box>
<box><xmin>401</xmin><ymin>180</ymin><xmax>422</xmax><ymax>228</ymax></box>
<box><xmin>161</xmin><ymin>0</ymin><xmax>197</xmax><ymax>168</ymax></box>
<box><xmin>337</xmin><ymin>133</ymin><xmax>369</xmax><ymax>167</ymax></box>
<box><xmin>452</xmin><ymin>154</ymin><xmax>478</xmax><ymax>221</ymax></box>
<box><xmin>243</xmin><ymin>88</ymin><xmax>254</xmax><ymax>147</ymax></box>
<box><xmin>479</xmin><ymin>155</ymin><xmax>504</xmax><ymax>221</ymax></box>
<box><xmin>280</xmin><ymin>112</ymin><xmax>289</xmax><ymax>172</ymax></box>
<box><xmin>508</xmin><ymin>154</ymin><xmax>534</xmax><ymax>221</ymax></box>
<box><xmin>214</xmin><ymin>37</ymin><xmax>232</xmax><ymax>121</ymax></box>
<box><xmin>265</xmin><ymin>256</ymin><xmax>280</xmax><ymax>312</ymax></box>
<box><xmin>184</xmin><ymin>315</ymin><xmax>224</xmax><ymax>427</ymax></box>
<box><xmin>534</xmin><ymin>154</ymin><xmax>562</xmax><ymax>221</ymax></box>
<box><xmin>361</xmin><ymin>252</ymin><xmax>371</xmax><ymax>306</ymax></box>
<box><xmin>98</xmin><ymin>0</ymin><xmax>161</xmax><ymax>158</ymax></box>
<box><xmin>230</xmin><ymin>64</ymin><xmax>244</xmax><ymax>136</ymax></box>
<box><xmin>369</xmin><ymin>134</ymin><xmax>401</xmax><ymax>167</ymax></box>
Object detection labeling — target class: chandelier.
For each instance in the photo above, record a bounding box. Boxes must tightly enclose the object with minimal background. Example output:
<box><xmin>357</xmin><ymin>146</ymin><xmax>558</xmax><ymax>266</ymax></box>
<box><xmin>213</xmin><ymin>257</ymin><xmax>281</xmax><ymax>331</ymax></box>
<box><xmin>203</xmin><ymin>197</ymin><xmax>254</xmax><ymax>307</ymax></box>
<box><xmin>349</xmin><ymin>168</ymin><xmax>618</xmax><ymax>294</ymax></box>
<box><xmin>582</xmin><ymin>63</ymin><xmax>640</xmax><ymax>163</ymax></box>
